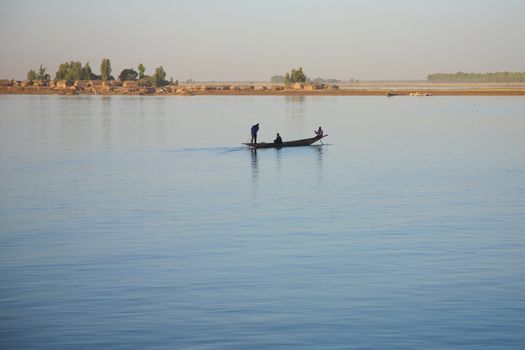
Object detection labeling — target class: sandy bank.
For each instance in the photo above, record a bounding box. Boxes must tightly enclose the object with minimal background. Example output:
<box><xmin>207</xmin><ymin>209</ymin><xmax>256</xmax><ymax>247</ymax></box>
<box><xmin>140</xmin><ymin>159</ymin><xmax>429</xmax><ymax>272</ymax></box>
<box><xmin>1</xmin><ymin>83</ymin><xmax>525</xmax><ymax>96</ymax></box>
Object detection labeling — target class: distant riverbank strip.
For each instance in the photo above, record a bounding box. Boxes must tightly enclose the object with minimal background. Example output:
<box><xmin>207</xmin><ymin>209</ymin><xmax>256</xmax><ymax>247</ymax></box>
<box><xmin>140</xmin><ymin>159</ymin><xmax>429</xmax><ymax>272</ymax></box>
<box><xmin>1</xmin><ymin>79</ymin><xmax>524</xmax><ymax>96</ymax></box>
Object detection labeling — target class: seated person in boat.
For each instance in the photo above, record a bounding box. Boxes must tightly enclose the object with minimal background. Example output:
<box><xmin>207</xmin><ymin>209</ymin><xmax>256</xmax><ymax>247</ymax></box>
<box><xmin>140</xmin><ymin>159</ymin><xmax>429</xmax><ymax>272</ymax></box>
<box><xmin>274</xmin><ymin>133</ymin><xmax>282</xmax><ymax>144</ymax></box>
<box><xmin>314</xmin><ymin>126</ymin><xmax>323</xmax><ymax>138</ymax></box>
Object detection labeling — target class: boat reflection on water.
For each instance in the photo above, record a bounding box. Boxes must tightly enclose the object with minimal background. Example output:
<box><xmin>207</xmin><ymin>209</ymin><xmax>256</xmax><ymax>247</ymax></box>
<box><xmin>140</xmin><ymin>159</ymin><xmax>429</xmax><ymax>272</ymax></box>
<box><xmin>250</xmin><ymin>148</ymin><xmax>258</xmax><ymax>200</ymax></box>
<box><xmin>250</xmin><ymin>148</ymin><xmax>258</xmax><ymax>175</ymax></box>
<box><xmin>314</xmin><ymin>144</ymin><xmax>324</xmax><ymax>159</ymax></box>
<box><xmin>248</xmin><ymin>142</ymin><xmax>326</xmax><ymax>201</ymax></box>
<box><xmin>314</xmin><ymin>145</ymin><xmax>324</xmax><ymax>182</ymax></box>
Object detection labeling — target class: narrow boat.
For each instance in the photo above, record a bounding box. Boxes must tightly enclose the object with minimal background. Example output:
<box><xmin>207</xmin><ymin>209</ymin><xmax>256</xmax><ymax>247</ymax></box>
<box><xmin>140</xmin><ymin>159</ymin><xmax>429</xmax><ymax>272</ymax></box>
<box><xmin>243</xmin><ymin>135</ymin><xmax>327</xmax><ymax>149</ymax></box>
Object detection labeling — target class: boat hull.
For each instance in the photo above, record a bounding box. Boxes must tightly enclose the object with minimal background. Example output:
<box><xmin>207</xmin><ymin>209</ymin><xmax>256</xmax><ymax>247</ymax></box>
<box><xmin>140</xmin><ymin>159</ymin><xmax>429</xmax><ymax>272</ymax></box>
<box><xmin>243</xmin><ymin>135</ymin><xmax>327</xmax><ymax>149</ymax></box>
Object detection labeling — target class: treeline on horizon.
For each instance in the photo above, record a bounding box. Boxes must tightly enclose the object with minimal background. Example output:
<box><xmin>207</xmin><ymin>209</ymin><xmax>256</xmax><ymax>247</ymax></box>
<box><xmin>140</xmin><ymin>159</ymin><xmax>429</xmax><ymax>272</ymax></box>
<box><xmin>427</xmin><ymin>71</ymin><xmax>525</xmax><ymax>83</ymax></box>
<box><xmin>270</xmin><ymin>67</ymin><xmax>344</xmax><ymax>84</ymax></box>
<box><xmin>26</xmin><ymin>59</ymin><xmax>173</xmax><ymax>87</ymax></box>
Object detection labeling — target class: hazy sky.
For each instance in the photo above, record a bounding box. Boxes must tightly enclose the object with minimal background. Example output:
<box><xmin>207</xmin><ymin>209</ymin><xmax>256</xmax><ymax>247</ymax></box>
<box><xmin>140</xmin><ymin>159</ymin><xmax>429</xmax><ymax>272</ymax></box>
<box><xmin>1</xmin><ymin>0</ymin><xmax>524</xmax><ymax>81</ymax></box>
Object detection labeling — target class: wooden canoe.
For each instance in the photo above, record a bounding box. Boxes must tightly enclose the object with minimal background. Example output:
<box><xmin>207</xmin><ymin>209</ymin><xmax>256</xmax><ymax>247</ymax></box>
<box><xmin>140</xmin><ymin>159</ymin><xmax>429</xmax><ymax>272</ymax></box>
<box><xmin>243</xmin><ymin>135</ymin><xmax>327</xmax><ymax>149</ymax></box>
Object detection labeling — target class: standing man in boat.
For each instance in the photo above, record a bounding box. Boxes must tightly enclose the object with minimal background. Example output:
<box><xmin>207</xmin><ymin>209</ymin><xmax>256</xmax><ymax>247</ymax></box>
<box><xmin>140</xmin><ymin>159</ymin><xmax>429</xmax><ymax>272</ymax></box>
<box><xmin>251</xmin><ymin>123</ymin><xmax>259</xmax><ymax>144</ymax></box>
<box><xmin>315</xmin><ymin>126</ymin><xmax>323</xmax><ymax>138</ymax></box>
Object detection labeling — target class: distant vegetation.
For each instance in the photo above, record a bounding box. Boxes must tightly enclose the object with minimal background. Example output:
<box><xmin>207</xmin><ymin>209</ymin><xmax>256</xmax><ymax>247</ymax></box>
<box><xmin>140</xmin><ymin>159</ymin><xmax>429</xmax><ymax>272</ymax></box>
<box><xmin>428</xmin><ymin>71</ymin><xmax>525</xmax><ymax>83</ymax></box>
<box><xmin>27</xmin><ymin>59</ymin><xmax>170</xmax><ymax>87</ymax></box>
<box><xmin>136</xmin><ymin>65</ymin><xmax>169</xmax><ymax>87</ymax></box>
<box><xmin>272</xmin><ymin>69</ymin><xmax>341</xmax><ymax>84</ymax></box>
<box><xmin>138</xmin><ymin>63</ymin><xmax>145</xmax><ymax>79</ymax></box>
<box><xmin>100</xmin><ymin>58</ymin><xmax>112</xmax><ymax>81</ymax></box>
<box><xmin>27</xmin><ymin>64</ymin><xmax>50</xmax><ymax>81</ymax></box>
<box><xmin>310</xmin><ymin>77</ymin><xmax>340</xmax><ymax>84</ymax></box>
<box><xmin>118</xmin><ymin>68</ymin><xmax>138</xmax><ymax>81</ymax></box>
<box><xmin>151</xmin><ymin>66</ymin><xmax>168</xmax><ymax>86</ymax></box>
<box><xmin>55</xmin><ymin>61</ymin><xmax>100</xmax><ymax>81</ymax></box>
<box><xmin>269</xmin><ymin>68</ymin><xmax>308</xmax><ymax>84</ymax></box>
<box><xmin>284</xmin><ymin>67</ymin><xmax>307</xmax><ymax>84</ymax></box>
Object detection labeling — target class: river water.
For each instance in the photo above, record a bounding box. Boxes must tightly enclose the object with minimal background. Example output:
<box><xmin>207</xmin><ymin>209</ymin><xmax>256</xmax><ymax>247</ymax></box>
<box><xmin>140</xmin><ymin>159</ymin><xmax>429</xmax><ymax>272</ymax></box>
<box><xmin>1</xmin><ymin>95</ymin><xmax>524</xmax><ymax>349</ymax></box>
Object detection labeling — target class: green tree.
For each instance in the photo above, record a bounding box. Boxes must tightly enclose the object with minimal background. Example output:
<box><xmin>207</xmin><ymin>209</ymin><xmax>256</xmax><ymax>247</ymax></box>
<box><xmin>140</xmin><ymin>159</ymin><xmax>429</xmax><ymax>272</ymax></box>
<box><xmin>27</xmin><ymin>69</ymin><xmax>37</xmax><ymax>80</ymax></box>
<box><xmin>55</xmin><ymin>61</ymin><xmax>82</xmax><ymax>81</ymax></box>
<box><xmin>100</xmin><ymin>58</ymin><xmax>112</xmax><ymax>81</ymax></box>
<box><xmin>152</xmin><ymin>66</ymin><xmax>167</xmax><ymax>86</ymax></box>
<box><xmin>284</xmin><ymin>73</ymin><xmax>291</xmax><ymax>84</ymax></box>
<box><xmin>36</xmin><ymin>65</ymin><xmax>50</xmax><ymax>81</ymax></box>
<box><xmin>55</xmin><ymin>63</ymin><xmax>68</xmax><ymax>80</ymax></box>
<box><xmin>138</xmin><ymin>63</ymin><xmax>145</xmax><ymax>79</ymax></box>
<box><xmin>292</xmin><ymin>67</ymin><xmax>307</xmax><ymax>83</ymax></box>
<box><xmin>80</xmin><ymin>62</ymin><xmax>93</xmax><ymax>80</ymax></box>
<box><xmin>284</xmin><ymin>67</ymin><xmax>307</xmax><ymax>84</ymax></box>
<box><xmin>118</xmin><ymin>68</ymin><xmax>139</xmax><ymax>81</ymax></box>
<box><xmin>427</xmin><ymin>71</ymin><xmax>525</xmax><ymax>83</ymax></box>
<box><xmin>70</xmin><ymin>61</ymin><xmax>82</xmax><ymax>80</ymax></box>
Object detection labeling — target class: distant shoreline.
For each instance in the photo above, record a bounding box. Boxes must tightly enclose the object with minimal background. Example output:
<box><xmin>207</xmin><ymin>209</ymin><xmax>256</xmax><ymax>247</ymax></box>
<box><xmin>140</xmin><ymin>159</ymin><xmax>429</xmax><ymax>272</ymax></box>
<box><xmin>1</xmin><ymin>81</ymin><xmax>525</xmax><ymax>96</ymax></box>
<box><xmin>2</xmin><ymin>89</ymin><xmax>524</xmax><ymax>96</ymax></box>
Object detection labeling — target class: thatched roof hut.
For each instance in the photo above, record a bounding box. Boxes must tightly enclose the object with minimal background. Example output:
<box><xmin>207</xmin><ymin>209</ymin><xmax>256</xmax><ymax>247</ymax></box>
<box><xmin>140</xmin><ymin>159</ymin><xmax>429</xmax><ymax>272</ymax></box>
<box><xmin>74</xmin><ymin>80</ymin><xmax>89</xmax><ymax>89</ymax></box>
<box><xmin>157</xmin><ymin>86</ymin><xmax>172</xmax><ymax>94</ymax></box>
<box><xmin>103</xmin><ymin>80</ymin><xmax>122</xmax><ymax>88</ymax></box>
<box><xmin>55</xmin><ymin>80</ymin><xmax>72</xmax><ymax>89</ymax></box>
<box><xmin>292</xmin><ymin>82</ymin><xmax>304</xmax><ymax>90</ymax></box>
<box><xmin>33</xmin><ymin>80</ymin><xmax>48</xmax><ymax>87</ymax></box>
<box><xmin>140</xmin><ymin>86</ymin><xmax>156</xmax><ymax>94</ymax></box>
<box><xmin>87</xmin><ymin>80</ymin><xmax>103</xmax><ymax>88</ymax></box>
<box><xmin>123</xmin><ymin>80</ymin><xmax>139</xmax><ymax>89</ymax></box>
<box><xmin>304</xmin><ymin>83</ymin><xmax>324</xmax><ymax>91</ymax></box>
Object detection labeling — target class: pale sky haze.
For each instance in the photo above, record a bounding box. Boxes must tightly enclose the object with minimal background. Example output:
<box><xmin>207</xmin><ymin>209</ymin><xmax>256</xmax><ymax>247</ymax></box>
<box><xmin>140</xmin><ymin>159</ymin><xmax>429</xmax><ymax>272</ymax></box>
<box><xmin>1</xmin><ymin>0</ymin><xmax>524</xmax><ymax>81</ymax></box>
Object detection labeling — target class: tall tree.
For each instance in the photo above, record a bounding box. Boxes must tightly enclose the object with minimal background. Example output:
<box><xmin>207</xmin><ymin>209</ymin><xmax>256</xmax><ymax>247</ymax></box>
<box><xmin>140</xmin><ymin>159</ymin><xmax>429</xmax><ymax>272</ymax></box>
<box><xmin>55</xmin><ymin>62</ymin><xmax>67</xmax><ymax>80</ymax></box>
<box><xmin>27</xmin><ymin>69</ymin><xmax>37</xmax><ymax>80</ymax></box>
<box><xmin>284</xmin><ymin>73</ymin><xmax>291</xmax><ymax>84</ymax></box>
<box><xmin>152</xmin><ymin>66</ymin><xmax>167</xmax><ymax>86</ymax></box>
<box><xmin>37</xmin><ymin>65</ymin><xmax>50</xmax><ymax>81</ymax></box>
<box><xmin>55</xmin><ymin>61</ymin><xmax>82</xmax><ymax>81</ymax></box>
<box><xmin>291</xmin><ymin>67</ymin><xmax>307</xmax><ymax>83</ymax></box>
<box><xmin>80</xmin><ymin>62</ymin><xmax>93</xmax><ymax>80</ymax></box>
<box><xmin>284</xmin><ymin>67</ymin><xmax>307</xmax><ymax>84</ymax></box>
<box><xmin>100</xmin><ymin>58</ymin><xmax>112</xmax><ymax>81</ymax></box>
<box><xmin>138</xmin><ymin>63</ymin><xmax>145</xmax><ymax>79</ymax></box>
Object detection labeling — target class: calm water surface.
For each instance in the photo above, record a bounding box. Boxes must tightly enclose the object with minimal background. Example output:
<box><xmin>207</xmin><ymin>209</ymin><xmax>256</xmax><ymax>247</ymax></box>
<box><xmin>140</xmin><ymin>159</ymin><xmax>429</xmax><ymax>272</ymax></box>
<box><xmin>1</xmin><ymin>95</ymin><xmax>524</xmax><ymax>349</ymax></box>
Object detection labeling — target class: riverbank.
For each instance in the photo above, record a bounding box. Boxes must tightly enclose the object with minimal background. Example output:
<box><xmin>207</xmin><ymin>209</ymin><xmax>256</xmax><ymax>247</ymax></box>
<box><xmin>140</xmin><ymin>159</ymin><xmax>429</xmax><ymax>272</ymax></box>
<box><xmin>1</xmin><ymin>81</ymin><xmax>525</xmax><ymax>96</ymax></box>
<box><xmin>191</xmin><ymin>88</ymin><xmax>525</xmax><ymax>96</ymax></box>
<box><xmin>2</xmin><ymin>88</ymin><xmax>524</xmax><ymax>96</ymax></box>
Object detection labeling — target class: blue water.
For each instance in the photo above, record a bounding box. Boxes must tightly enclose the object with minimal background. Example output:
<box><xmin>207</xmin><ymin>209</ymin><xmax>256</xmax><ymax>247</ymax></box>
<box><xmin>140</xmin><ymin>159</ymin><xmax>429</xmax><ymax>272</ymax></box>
<box><xmin>1</xmin><ymin>95</ymin><xmax>524</xmax><ymax>349</ymax></box>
